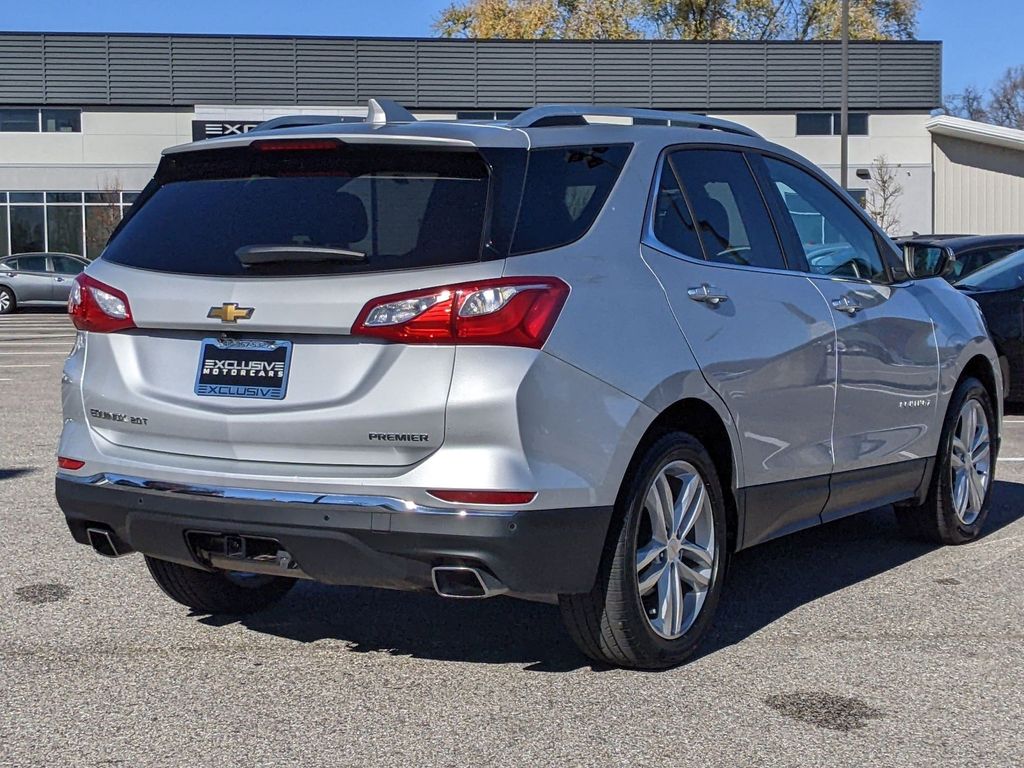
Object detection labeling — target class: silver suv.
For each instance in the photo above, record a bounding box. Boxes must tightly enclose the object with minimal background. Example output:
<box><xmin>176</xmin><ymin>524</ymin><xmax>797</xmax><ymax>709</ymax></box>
<box><xmin>56</xmin><ymin>101</ymin><xmax>1001</xmax><ymax>669</ymax></box>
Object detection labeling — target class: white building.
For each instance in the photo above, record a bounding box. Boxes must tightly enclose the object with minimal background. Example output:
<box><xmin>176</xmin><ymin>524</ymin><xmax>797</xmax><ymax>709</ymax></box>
<box><xmin>0</xmin><ymin>33</ymin><xmax>944</xmax><ymax>258</ymax></box>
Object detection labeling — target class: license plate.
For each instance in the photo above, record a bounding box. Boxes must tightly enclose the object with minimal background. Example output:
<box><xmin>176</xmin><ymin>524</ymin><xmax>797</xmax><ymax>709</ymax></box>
<box><xmin>194</xmin><ymin>338</ymin><xmax>292</xmax><ymax>400</ymax></box>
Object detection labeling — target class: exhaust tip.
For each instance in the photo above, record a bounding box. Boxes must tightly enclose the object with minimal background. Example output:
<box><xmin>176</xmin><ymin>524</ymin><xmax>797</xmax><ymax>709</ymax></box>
<box><xmin>431</xmin><ymin>566</ymin><xmax>507</xmax><ymax>599</ymax></box>
<box><xmin>86</xmin><ymin>527</ymin><xmax>120</xmax><ymax>558</ymax></box>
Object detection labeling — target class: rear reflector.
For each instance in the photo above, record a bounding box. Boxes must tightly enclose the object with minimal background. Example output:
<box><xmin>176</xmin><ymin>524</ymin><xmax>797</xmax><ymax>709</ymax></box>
<box><xmin>68</xmin><ymin>274</ymin><xmax>135</xmax><ymax>333</ymax></box>
<box><xmin>353</xmin><ymin>277</ymin><xmax>569</xmax><ymax>348</ymax></box>
<box><xmin>427</xmin><ymin>490</ymin><xmax>536</xmax><ymax>505</ymax></box>
<box><xmin>57</xmin><ymin>457</ymin><xmax>85</xmax><ymax>470</ymax></box>
<box><xmin>251</xmin><ymin>138</ymin><xmax>342</xmax><ymax>152</ymax></box>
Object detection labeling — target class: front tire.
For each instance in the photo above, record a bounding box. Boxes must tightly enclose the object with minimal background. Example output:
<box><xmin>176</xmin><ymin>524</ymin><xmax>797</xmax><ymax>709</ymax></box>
<box><xmin>559</xmin><ymin>432</ymin><xmax>728</xmax><ymax>669</ymax></box>
<box><xmin>895</xmin><ymin>377</ymin><xmax>996</xmax><ymax>544</ymax></box>
<box><xmin>145</xmin><ymin>556</ymin><xmax>295</xmax><ymax>614</ymax></box>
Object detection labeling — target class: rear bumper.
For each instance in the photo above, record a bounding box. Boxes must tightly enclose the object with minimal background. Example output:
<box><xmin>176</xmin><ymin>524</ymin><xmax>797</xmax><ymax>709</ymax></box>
<box><xmin>55</xmin><ymin>474</ymin><xmax>613</xmax><ymax>595</ymax></box>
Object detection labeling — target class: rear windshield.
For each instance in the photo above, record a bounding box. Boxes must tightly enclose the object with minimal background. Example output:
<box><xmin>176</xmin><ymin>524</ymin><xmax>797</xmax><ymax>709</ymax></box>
<box><xmin>102</xmin><ymin>141</ymin><xmax>630</xmax><ymax>276</ymax></box>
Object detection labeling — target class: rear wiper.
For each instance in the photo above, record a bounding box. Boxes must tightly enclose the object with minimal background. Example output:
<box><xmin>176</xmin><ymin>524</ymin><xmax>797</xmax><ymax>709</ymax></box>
<box><xmin>235</xmin><ymin>244</ymin><xmax>367</xmax><ymax>266</ymax></box>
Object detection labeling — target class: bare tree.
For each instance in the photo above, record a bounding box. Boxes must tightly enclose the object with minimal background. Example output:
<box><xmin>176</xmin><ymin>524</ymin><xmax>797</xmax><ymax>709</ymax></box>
<box><xmin>988</xmin><ymin>66</ymin><xmax>1024</xmax><ymax>130</ymax></box>
<box><xmin>944</xmin><ymin>85</ymin><xmax>988</xmax><ymax>123</ymax></box>
<box><xmin>945</xmin><ymin>66</ymin><xmax>1024</xmax><ymax>130</ymax></box>
<box><xmin>866</xmin><ymin>155</ymin><xmax>903</xmax><ymax>235</ymax></box>
<box><xmin>86</xmin><ymin>175</ymin><xmax>125</xmax><ymax>260</ymax></box>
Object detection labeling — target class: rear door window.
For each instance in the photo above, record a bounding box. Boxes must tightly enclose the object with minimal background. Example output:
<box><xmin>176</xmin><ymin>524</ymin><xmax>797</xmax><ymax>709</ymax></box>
<box><xmin>650</xmin><ymin>157</ymin><xmax>705</xmax><ymax>260</ymax></box>
<box><xmin>668</xmin><ymin>149</ymin><xmax>786</xmax><ymax>270</ymax></box>
<box><xmin>511</xmin><ymin>145</ymin><xmax>631</xmax><ymax>254</ymax></box>
<box><xmin>15</xmin><ymin>255</ymin><xmax>47</xmax><ymax>272</ymax></box>
<box><xmin>102</xmin><ymin>145</ymin><xmax>493</xmax><ymax>276</ymax></box>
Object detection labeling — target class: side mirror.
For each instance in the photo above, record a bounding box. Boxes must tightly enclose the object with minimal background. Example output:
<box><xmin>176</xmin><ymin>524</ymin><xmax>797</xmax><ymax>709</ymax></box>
<box><xmin>904</xmin><ymin>244</ymin><xmax>955</xmax><ymax>280</ymax></box>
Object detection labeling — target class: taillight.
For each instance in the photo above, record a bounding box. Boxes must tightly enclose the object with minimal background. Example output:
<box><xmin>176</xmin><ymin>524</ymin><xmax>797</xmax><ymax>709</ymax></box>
<box><xmin>353</xmin><ymin>277</ymin><xmax>569</xmax><ymax>348</ymax></box>
<box><xmin>68</xmin><ymin>274</ymin><xmax>135</xmax><ymax>333</ymax></box>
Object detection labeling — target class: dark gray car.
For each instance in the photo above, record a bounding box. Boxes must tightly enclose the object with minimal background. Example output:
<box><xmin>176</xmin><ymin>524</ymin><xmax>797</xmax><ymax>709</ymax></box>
<box><xmin>0</xmin><ymin>252</ymin><xmax>88</xmax><ymax>313</ymax></box>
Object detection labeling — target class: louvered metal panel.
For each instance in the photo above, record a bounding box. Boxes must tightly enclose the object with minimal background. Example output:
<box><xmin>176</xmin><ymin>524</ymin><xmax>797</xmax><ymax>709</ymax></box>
<box><xmin>593</xmin><ymin>44</ymin><xmax>652</xmax><ymax>106</ymax></box>
<box><xmin>416</xmin><ymin>40</ymin><xmax>477</xmax><ymax>108</ymax></box>
<box><xmin>108</xmin><ymin>36</ymin><xmax>172</xmax><ymax>103</ymax></box>
<box><xmin>170</xmin><ymin>37</ymin><xmax>234</xmax><ymax>104</ymax></box>
<box><xmin>651</xmin><ymin>44</ymin><xmax>712</xmax><ymax>110</ymax></box>
<box><xmin>0</xmin><ymin>33</ymin><xmax>942</xmax><ymax>111</ymax></box>
<box><xmin>0</xmin><ymin>35</ymin><xmax>45</xmax><ymax>101</ymax></box>
<box><xmin>43</xmin><ymin>35</ymin><xmax>109</xmax><ymax>102</ymax></box>
<box><xmin>295</xmin><ymin>39</ymin><xmax>356</xmax><ymax>105</ymax></box>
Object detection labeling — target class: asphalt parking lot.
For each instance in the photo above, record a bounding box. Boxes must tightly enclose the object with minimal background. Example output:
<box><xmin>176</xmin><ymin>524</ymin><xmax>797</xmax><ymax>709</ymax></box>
<box><xmin>1</xmin><ymin>309</ymin><xmax>1022</xmax><ymax>768</ymax></box>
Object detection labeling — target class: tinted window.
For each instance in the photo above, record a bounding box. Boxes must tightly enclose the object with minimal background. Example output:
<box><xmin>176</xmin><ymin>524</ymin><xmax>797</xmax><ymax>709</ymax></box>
<box><xmin>796</xmin><ymin>112</ymin><xmax>868</xmax><ymax>136</ymax></box>
<box><xmin>955</xmin><ymin>245</ymin><xmax>1020</xmax><ymax>280</ymax></box>
<box><xmin>650</xmin><ymin>158</ymin><xmax>704</xmax><ymax>260</ymax></box>
<box><xmin>670</xmin><ymin>149</ymin><xmax>786</xmax><ymax>270</ymax></box>
<box><xmin>41</xmin><ymin>109</ymin><xmax>81</xmax><ymax>133</ymax></box>
<box><xmin>0</xmin><ymin>109</ymin><xmax>38</xmax><ymax>132</ymax></box>
<box><xmin>10</xmin><ymin>208</ymin><xmax>45</xmax><ymax>254</ymax></box>
<box><xmin>104</xmin><ymin>145</ymin><xmax>492</xmax><ymax>276</ymax></box>
<box><xmin>796</xmin><ymin>113</ymin><xmax>832</xmax><ymax>136</ymax></box>
<box><xmin>511</xmin><ymin>145</ymin><xmax>631</xmax><ymax>254</ymax></box>
<box><xmin>15</xmin><ymin>255</ymin><xmax>47</xmax><ymax>272</ymax></box>
<box><xmin>954</xmin><ymin>248</ymin><xmax>1024</xmax><ymax>292</ymax></box>
<box><xmin>52</xmin><ymin>256</ymin><xmax>86</xmax><ymax>275</ymax></box>
<box><xmin>764</xmin><ymin>157</ymin><xmax>887</xmax><ymax>282</ymax></box>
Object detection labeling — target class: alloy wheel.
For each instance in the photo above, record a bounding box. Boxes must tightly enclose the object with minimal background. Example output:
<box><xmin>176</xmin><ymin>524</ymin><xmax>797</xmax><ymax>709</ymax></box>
<box><xmin>635</xmin><ymin>460</ymin><xmax>716</xmax><ymax>639</ymax></box>
<box><xmin>0</xmin><ymin>290</ymin><xmax>10</xmax><ymax>313</ymax></box>
<box><xmin>950</xmin><ymin>398</ymin><xmax>991</xmax><ymax>526</ymax></box>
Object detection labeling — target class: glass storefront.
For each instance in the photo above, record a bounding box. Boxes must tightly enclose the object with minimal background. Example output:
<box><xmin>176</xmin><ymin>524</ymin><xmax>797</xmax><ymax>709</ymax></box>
<box><xmin>0</xmin><ymin>191</ymin><xmax>139</xmax><ymax>258</ymax></box>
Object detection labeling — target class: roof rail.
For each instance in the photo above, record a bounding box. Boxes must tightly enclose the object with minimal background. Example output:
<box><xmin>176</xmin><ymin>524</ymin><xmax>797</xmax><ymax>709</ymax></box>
<box><xmin>508</xmin><ymin>105</ymin><xmax>760</xmax><ymax>137</ymax></box>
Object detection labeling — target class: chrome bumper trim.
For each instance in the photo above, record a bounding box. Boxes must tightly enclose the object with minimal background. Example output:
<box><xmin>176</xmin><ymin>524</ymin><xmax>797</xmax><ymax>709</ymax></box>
<box><xmin>57</xmin><ymin>472</ymin><xmax>516</xmax><ymax>518</ymax></box>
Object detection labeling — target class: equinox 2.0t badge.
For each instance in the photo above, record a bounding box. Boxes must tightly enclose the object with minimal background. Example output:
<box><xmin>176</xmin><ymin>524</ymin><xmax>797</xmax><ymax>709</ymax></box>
<box><xmin>207</xmin><ymin>303</ymin><xmax>254</xmax><ymax>323</ymax></box>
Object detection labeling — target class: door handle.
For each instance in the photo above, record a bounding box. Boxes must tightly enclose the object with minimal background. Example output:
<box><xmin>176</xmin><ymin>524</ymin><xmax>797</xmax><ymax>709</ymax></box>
<box><xmin>831</xmin><ymin>297</ymin><xmax>863</xmax><ymax>315</ymax></box>
<box><xmin>54</xmin><ymin>277</ymin><xmax>66</xmax><ymax>282</ymax></box>
<box><xmin>4</xmin><ymin>272</ymin><xmax>15</xmax><ymax>278</ymax></box>
<box><xmin>688</xmin><ymin>284</ymin><xmax>729</xmax><ymax>306</ymax></box>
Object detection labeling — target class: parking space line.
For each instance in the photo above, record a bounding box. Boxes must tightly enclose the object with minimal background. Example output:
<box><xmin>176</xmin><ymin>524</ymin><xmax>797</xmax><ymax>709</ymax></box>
<box><xmin>0</xmin><ymin>351</ymin><xmax>71</xmax><ymax>355</ymax></box>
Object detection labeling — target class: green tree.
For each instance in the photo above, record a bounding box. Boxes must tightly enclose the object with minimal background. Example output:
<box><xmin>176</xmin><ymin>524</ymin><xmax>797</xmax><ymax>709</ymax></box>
<box><xmin>434</xmin><ymin>0</ymin><xmax>920</xmax><ymax>40</ymax></box>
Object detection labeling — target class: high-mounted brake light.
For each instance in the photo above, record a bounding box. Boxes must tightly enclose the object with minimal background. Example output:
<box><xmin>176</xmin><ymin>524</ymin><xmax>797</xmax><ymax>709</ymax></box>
<box><xmin>68</xmin><ymin>274</ymin><xmax>135</xmax><ymax>333</ymax></box>
<box><xmin>427</xmin><ymin>490</ymin><xmax>537</xmax><ymax>505</ymax></box>
<box><xmin>251</xmin><ymin>138</ymin><xmax>342</xmax><ymax>152</ymax></box>
<box><xmin>352</xmin><ymin>277</ymin><xmax>569</xmax><ymax>348</ymax></box>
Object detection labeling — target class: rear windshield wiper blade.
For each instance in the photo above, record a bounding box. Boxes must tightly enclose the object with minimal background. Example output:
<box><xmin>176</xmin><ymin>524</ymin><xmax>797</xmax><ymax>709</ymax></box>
<box><xmin>235</xmin><ymin>245</ymin><xmax>367</xmax><ymax>266</ymax></box>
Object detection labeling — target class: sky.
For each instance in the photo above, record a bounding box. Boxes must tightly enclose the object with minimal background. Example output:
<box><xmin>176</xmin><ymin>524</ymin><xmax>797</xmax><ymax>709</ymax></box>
<box><xmin>0</xmin><ymin>0</ymin><xmax>1019</xmax><ymax>97</ymax></box>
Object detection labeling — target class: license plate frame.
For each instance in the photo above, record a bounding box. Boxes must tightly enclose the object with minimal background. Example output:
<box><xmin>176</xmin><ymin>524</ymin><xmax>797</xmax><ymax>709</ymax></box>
<box><xmin>194</xmin><ymin>338</ymin><xmax>292</xmax><ymax>400</ymax></box>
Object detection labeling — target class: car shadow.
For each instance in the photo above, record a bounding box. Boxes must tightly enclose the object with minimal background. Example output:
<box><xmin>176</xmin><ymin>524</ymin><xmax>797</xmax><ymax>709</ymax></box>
<box><xmin>206</xmin><ymin>480</ymin><xmax>1024</xmax><ymax>672</ymax></box>
<box><xmin>0</xmin><ymin>467</ymin><xmax>37</xmax><ymax>482</ymax></box>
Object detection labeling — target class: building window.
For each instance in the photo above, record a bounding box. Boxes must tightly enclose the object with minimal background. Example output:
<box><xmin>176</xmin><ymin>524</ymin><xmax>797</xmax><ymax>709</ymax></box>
<box><xmin>42</xmin><ymin>109</ymin><xmax>81</xmax><ymax>132</ymax></box>
<box><xmin>796</xmin><ymin>112</ymin><xmax>868</xmax><ymax>136</ymax></box>
<box><xmin>1</xmin><ymin>190</ymin><xmax>138</xmax><ymax>258</ymax></box>
<box><xmin>0</xmin><ymin>108</ymin><xmax>82</xmax><ymax>133</ymax></box>
<box><xmin>455</xmin><ymin>111</ymin><xmax>521</xmax><ymax>121</ymax></box>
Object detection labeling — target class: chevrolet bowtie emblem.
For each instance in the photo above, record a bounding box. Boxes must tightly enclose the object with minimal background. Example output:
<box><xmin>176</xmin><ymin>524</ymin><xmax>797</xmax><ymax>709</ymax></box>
<box><xmin>207</xmin><ymin>303</ymin><xmax>254</xmax><ymax>323</ymax></box>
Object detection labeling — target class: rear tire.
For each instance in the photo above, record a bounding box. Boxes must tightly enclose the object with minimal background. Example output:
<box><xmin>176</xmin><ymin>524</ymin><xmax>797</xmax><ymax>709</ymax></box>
<box><xmin>559</xmin><ymin>432</ymin><xmax>728</xmax><ymax>669</ymax></box>
<box><xmin>0</xmin><ymin>287</ymin><xmax>15</xmax><ymax>315</ymax></box>
<box><xmin>895</xmin><ymin>377</ymin><xmax>996</xmax><ymax>544</ymax></box>
<box><xmin>145</xmin><ymin>556</ymin><xmax>295</xmax><ymax>614</ymax></box>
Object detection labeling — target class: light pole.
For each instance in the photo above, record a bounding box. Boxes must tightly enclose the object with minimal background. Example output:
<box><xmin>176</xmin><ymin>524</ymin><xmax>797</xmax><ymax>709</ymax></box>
<box><xmin>840</xmin><ymin>0</ymin><xmax>850</xmax><ymax>191</ymax></box>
